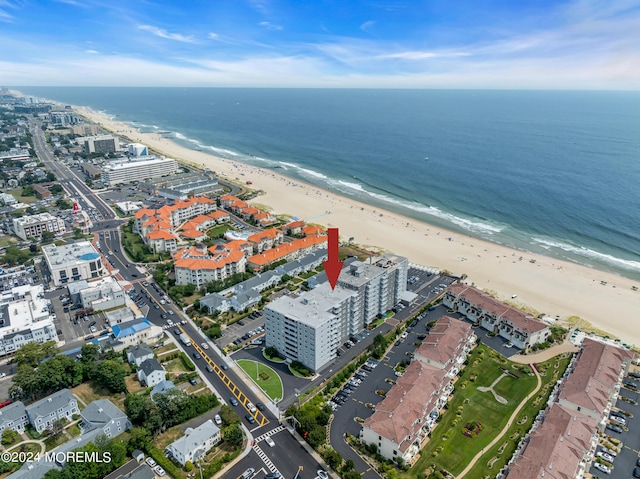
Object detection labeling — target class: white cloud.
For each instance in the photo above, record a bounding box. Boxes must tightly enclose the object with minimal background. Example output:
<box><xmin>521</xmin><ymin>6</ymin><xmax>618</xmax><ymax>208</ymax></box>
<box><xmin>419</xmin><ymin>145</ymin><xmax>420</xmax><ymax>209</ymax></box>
<box><xmin>85</xmin><ymin>49</ymin><xmax>99</xmax><ymax>54</ymax></box>
<box><xmin>377</xmin><ymin>51</ymin><xmax>471</xmax><ymax>60</ymax></box>
<box><xmin>259</xmin><ymin>21</ymin><xmax>282</xmax><ymax>31</ymax></box>
<box><xmin>0</xmin><ymin>9</ymin><xmax>12</xmax><ymax>21</ymax></box>
<box><xmin>360</xmin><ymin>20</ymin><xmax>376</xmax><ymax>33</ymax></box>
<box><xmin>207</xmin><ymin>32</ymin><xmax>219</xmax><ymax>40</ymax></box>
<box><xmin>137</xmin><ymin>24</ymin><xmax>197</xmax><ymax>43</ymax></box>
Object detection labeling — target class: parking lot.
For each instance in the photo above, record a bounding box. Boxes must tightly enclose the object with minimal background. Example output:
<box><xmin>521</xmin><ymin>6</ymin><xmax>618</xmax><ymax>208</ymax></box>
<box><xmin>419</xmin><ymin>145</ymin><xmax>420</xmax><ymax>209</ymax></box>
<box><xmin>589</xmin><ymin>378</ymin><xmax>640</xmax><ymax>479</ymax></box>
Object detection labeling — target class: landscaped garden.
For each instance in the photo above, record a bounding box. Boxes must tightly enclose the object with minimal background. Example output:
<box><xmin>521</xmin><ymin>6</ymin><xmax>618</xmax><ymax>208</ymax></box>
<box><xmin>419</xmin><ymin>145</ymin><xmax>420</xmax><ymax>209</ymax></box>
<box><xmin>404</xmin><ymin>344</ymin><xmax>572</xmax><ymax>479</ymax></box>
<box><xmin>237</xmin><ymin>359</ymin><xmax>283</xmax><ymax>401</ymax></box>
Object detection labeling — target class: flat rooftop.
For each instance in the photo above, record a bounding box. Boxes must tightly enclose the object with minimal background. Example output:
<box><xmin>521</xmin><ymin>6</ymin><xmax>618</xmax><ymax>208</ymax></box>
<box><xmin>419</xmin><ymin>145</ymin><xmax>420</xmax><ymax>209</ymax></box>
<box><xmin>267</xmin><ymin>282</ymin><xmax>356</xmax><ymax>328</ymax></box>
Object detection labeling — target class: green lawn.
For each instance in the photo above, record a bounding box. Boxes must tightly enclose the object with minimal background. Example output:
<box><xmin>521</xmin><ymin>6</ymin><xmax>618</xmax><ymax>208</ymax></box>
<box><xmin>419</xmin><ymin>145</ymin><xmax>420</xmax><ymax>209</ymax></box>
<box><xmin>237</xmin><ymin>359</ymin><xmax>283</xmax><ymax>401</ymax></box>
<box><xmin>207</xmin><ymin>224</ymin><xmax>232</xmax><ymax>239</ymax></box>
<box><xmin>462</xmin><ymin>354</ymin><xmax>571</xmax><ymax>479</ymax></box>
<box><xmin>406</xmin><ymin>345</ymin><xmax>538</xmax><ymax>478</ymax></box>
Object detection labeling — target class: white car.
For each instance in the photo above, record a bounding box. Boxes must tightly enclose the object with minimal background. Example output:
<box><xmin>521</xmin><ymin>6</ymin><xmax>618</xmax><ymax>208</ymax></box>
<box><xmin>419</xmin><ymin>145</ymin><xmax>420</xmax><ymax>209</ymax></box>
<box><xmin>154</xmin><ymin>465</ymin><xmax>166</xmax><ymax>476</ymax></box>
<box><xmin>400</xmin><ymin>332</ymin><xmax>408</xmax><ymax>339</ymax></box>
<box><xmin>145</xmin><ymin>457</ymin><xmax>156</xmax><ymax>467</ymax></box>
<box><xmin>317</xmin><ymin>470</ymin><xmax>329</xmax><ymax>479</ymax></box>
<box><xmin>593</xmin><ymin>462</ymin><xmax>611</xmax><ymax>474</ymax></box>
<box><xmin>0</xmin><ymin>373</ymin><xmax>6</xmax><ymax>378</ymax></box>
<box><xmin>201</xmin><ymin>342</ymin><xmax>209</xmax><ymax>350</ymax></box>
<box><xmin>214</xmin><ymin>414</ymin><xmax>222</xmax><ymax>425</ymax></box>
<box><xmin>610</xmin><ymin>416</ymin><xmax>626</xmax><ymax>426</ymax></box>
<box><xmin>596</xmin><ymin>451</ymin><xmax>615</xmax><ymax>462</ymax></box>
<box><xmin>264</xmin><ymin>436</ymin><xmax>275</xmax><ymax>447</ymax></box>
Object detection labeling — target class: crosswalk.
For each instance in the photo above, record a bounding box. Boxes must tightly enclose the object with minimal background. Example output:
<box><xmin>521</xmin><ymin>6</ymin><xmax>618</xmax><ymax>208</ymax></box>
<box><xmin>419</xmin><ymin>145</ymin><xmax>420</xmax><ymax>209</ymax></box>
<box><xmin>252</xmin><ymin>426</ymin><xmax>285</xmax><ymax>474</ymax></box>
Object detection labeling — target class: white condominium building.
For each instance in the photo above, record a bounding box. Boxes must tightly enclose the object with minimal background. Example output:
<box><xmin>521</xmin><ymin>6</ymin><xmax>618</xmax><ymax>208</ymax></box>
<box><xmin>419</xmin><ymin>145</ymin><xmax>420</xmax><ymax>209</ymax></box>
<box><xmin>337</xmin><ymin>254</ymin><xmax>408</xmax><ymax>327</ymax></box>
<box><xmin>12</xmin><ymin>213</ymin><xmax>66</xmax><ymax>241</ymax></box>
<box><xmin>0</xmin><ymin>284</ymin><xmax>58</xmax><ymax>356</ymax></box>
<box><xmin>264</xmin><ymin>253</ymin><xmax>408</xmax><ymax>372</ymax></box>
<box><xmin>42</xmin><ymin>240</ymin><xmax>106</xmax><ymax>286</ymax></box>
<box><xmin>102</xmin><ymin>157</ymin><xmax>178</xmax><ymax>186</ymax></box>
<box><xmin>265</xmin><ymin>282</ymin><xmax>358</xmax><ymax>372</ymax></box>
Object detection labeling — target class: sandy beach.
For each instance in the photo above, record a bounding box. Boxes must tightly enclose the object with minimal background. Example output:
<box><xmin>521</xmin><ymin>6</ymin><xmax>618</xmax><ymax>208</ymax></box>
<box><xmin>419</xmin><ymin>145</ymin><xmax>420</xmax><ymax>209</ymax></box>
<box><xmin>75</xmin><ymin>105</ymin><xmax>640</xmax><ymax>347</ymax></box>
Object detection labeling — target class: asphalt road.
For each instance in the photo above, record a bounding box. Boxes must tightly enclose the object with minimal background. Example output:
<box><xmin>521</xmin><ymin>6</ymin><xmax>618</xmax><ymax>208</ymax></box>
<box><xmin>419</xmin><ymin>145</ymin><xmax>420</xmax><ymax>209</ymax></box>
<box><xmin>24</xmin><ymin>125</ymin><xmax>326</xmax><ymax>478</ymax></box>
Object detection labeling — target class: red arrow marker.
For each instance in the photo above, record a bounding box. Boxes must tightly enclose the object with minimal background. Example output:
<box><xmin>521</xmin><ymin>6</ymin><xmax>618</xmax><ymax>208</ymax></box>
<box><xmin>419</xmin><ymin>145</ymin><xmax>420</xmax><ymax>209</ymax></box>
<box><xmin>323</xmin><ymin>228</ymin><xmax>344</xmax><ymax>291</ymax></box>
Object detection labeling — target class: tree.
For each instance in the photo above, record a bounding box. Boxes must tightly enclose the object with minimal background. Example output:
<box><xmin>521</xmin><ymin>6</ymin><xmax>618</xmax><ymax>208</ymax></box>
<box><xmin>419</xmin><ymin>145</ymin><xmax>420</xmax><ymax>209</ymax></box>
<box><xmin>50</xmin><ymin>184</ymin><xmax>64</xmax><ymax>194</ymax></box>
<box><xmin>14</xmin><ymin>341</ymin><xmax>58</xmax><ymax>368</ymax></box>
<box><xmin>265</xmin><ymin>347</ymin><xmax>279</xmax><ymax>359</ymax></box>
<box><xmin>40</xmin><ymin>231</ymin><xmax>55</xmax><ymax>243</ymax></box>
<box><xmin>126</xmin><ymin>427</ymin><xmax>152</xmax><ymax>453</ymax></box>
<box><xmin>73</xmin><ymin>227</ymin><xmax>83</xmax><ymax>239</ymax></box>
<box><xmin>1</xmin><ymin>428</ymin><xmax>19</xmax><ymax>445</ymax></box>
<box><xmin>322</xmin><ymin>448</ymin><xmax>342</xmax><ymax>470</ymax></box>
<box><xmin>94</xmin><ymin>360</ymin><xmax>127</xmax><ymax>393</ymax></box>
<box><xmin>223</xmin><ymin>424</ymin><xmax>244</xmax><ymax>447</ymax></box>
<box><xmin>49</xmin><ymin>419</ymin><xmax>65</xmax><ymax>438</ymax></box>
<box><xmin>219</xmin><ymin>404</ymin><xmax>240</xmax><ymax>425</ymax></box>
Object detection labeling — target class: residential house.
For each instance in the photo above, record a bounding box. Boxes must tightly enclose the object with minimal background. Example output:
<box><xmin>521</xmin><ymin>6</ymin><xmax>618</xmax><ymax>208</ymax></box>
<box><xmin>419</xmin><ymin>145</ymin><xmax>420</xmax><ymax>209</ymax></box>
<box><xmin>79</xmin><ymin>399</ymin><xmax>131</xmax><ymax>438</ymax></box>
<box><xmin>111</xmin><ymin>317</ymin><xmax>162</xmax><ymax>346</ymax></box>
<box><xmin>137</xmin><ymin>358</ymin><xmax>166</xmax><ymax>387</ymax></box>
<box><xmin>0</xmin><ymin>402</ymin><xmax>28</xmax><ymax>434</ymax></box>
<box><xmin>164</xmin><ymin>419</ymin><xmax>221</xmax><ymax>466</ymax></box>
<box><xmin>126</xmin><ymin>343</ymin><xmax>154</xmax><ymax>367</ymax></box>
<box><xmin>25</xmin><ymin>389</ymin><xmax>79</xmax><ymax>433</ymax></box>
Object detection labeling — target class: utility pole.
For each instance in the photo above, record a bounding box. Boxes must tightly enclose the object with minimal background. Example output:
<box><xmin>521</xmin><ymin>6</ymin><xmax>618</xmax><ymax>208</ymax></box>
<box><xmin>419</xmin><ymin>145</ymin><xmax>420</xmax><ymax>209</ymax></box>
<box><xmin>293</xmin><ymin>466</ymin><xmax>303</xmax><ymax>479</ymax></box>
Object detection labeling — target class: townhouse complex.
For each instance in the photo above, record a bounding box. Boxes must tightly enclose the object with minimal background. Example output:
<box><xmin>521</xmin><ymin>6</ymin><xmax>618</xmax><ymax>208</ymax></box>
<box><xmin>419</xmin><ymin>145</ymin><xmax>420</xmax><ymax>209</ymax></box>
<box><xmin>360</xmin><ymin>317</ymin><xmax>476</xmax><ymax>464</ymax></box>
<box><xmin>443</xmin><ymin>283</ymin><xmax>550</xmax><ymax>349</ymax></box>
<box><xmin>265</xmin><ymin>254</ymin><xmax>408</xmax><ymax>371</ymax></box>
<box><xmin>504</xmin><ymin>338</ymin><xmax>634</xmax><ymax>479</ymax></box>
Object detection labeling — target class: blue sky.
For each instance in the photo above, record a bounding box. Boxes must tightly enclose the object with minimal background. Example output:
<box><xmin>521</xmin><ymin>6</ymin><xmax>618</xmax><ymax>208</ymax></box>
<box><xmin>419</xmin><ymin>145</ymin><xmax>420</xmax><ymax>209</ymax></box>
<box><xmin>1</xmin><ymin>0</ymin><xmax>639</xmax><ymax>88</ymax></box>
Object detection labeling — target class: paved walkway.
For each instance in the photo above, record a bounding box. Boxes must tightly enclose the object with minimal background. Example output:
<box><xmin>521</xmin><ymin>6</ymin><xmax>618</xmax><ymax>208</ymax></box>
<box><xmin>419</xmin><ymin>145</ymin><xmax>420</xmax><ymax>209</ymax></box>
<box><xmin>509</xmin><ymin>341</ymin><xmax>578</xmax><ymax>364</ymax></box>
<box><xmin>456</xmin><ymin>365</ymin><xmax>542</xmax><ymax>479</ymax></box>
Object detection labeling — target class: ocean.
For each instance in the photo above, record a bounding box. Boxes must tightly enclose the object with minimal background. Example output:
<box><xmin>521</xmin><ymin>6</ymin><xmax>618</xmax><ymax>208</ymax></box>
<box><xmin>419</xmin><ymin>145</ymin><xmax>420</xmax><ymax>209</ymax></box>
<box><xmin>17</xmin><ymin>87</ymin><xmax>640</xmax><ymax>280</ymax></box>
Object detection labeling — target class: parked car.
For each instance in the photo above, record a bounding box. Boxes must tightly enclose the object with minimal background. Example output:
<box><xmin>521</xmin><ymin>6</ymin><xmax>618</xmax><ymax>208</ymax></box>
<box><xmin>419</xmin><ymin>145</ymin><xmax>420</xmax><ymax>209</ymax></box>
<box><xmin>317</xmin><ymin>470</ymin><xmax>329</xmax><ymax>479</ymax></box>
<box><xmin>214</xmin><ymin>414</ymin><xmax>222</xmax><ymax>425</ymax></box>
<box><xmin>592</xmin><ymin>462</ymin><xmax>611</xmax><ymax>474</ymax></box>
<box><xmin>596</xmin><ymin>451</ymin><xmax>615</xmax><ymax>462</ymax></box>
<box><xmin>154</xmin><ymin>465</ymin><xmax>166</xmax><ymax>477</ymax></box>
<box><xmin>606</xmin><ymin>424</ymin><xmax>622</xmax><ymax>433</ymax></box>
<box><xmin>610</xmin><ymin>416</ymin><xmax>626</xmax><ymax>426</ymax></box>
<box><xmin>146</xmin><ymin>457</ymin><xmax>156</xmax><ymax>467</ymax></box>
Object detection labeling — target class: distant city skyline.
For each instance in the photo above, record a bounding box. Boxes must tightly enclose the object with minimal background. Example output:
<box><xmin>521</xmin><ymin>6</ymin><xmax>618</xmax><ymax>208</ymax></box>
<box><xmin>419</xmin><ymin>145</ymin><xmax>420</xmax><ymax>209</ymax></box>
<box><xmin>1</xmin><ymin>0</ymin><xmax>639</xmax><ymax>89</ymax></box>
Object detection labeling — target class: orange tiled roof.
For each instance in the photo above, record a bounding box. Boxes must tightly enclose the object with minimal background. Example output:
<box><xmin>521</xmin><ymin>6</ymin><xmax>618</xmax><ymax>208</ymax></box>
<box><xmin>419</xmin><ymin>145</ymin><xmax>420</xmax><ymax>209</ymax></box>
<box><xmin>225</xmin><ymin>239</ymin><xmax>250</xmax><ymax>251</ymax></box>
<box><xmin>174</xmin><ymin>249</ymin><xmax>244</xmax><ymax>271</ymax></box>
<box><xmin>180</xmin><ymin>229</ymin><xmax>206</xmax><ymax>239</ymax></box>
<box><xmin>247</xmin><ymin>228</ymin><xmax>281</xmax><ymax>243</ymax></box>
<box><xmin>209</xmin><ymin>210</ymin><xmax>230</xmax><ymax>219</ymax></box>
<box><xmin>247</xmin><ymin>235</ymin><xmax>326</xmax><ymax>266</ymax></box>
<box><xmin>147</xmin><ymin>230</ymin><xmax>176</xmax><ymax>241</ymax></box>
<box><xmin>285</xmin><ymin>220</ymin><xmax>305</xmax><ymax>230</ymax></box>
<box><xmin>303</xmin><ymin>225</ymin><xmax>326</xmax><ymax>236</ymax></box>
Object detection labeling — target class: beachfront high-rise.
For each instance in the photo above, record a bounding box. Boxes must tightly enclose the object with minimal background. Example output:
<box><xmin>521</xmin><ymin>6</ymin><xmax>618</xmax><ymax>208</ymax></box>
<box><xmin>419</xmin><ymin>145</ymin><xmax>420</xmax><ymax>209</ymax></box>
<box><xmin>265</xmin><ymin>282</ymin><xmax>358</xmax><ymax>372</ymax></box>
<box><xmin>102</xmin><ymin>156</ymin><xmax>178</xmax><ymax>186</ymax></box>
<box><xmin>265</xmin><ymin>253</ymin><xmax>408</xmax><ymax>372</ymax></box>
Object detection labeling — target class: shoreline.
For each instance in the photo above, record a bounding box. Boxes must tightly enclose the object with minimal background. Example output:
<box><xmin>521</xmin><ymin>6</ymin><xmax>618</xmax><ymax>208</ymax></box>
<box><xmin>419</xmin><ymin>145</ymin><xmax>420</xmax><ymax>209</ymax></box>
<box><xmin>65</xmin><ymin>103</ymin><xmax>640</xmax><ymax>347</ymax></box>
